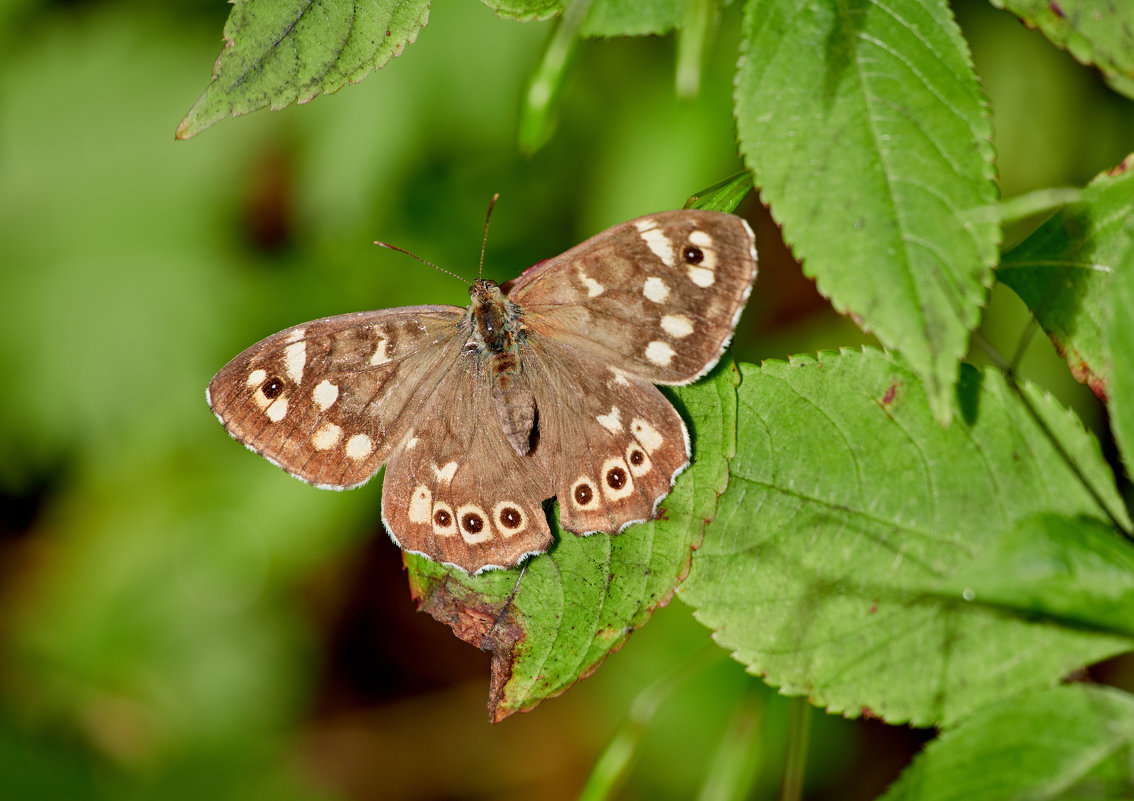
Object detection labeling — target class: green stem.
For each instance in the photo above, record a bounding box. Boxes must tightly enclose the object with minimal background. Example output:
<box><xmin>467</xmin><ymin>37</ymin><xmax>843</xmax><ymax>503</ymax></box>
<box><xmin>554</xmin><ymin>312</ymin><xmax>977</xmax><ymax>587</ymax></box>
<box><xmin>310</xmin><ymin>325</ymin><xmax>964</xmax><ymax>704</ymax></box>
<box><xmin>518</xmin><ymin>0</ymin><xmax>592</xmax><ymax>155</ymax></box>
<box><xmin>998</xmin><ymin>188</ymin><xmax>1083</xmax><ymax>226</ymax></box>
<box><xmin>577</xmin><ymin>645</ymin><xmax>723</xmax><ymax>801</ymax></box>
<box><xmin>695</xmin><ymin>687</ymin><xmax>763</xmax><ymax>801</ymax></box>
<box><xmin>778</xmin><ymin>696</ymin><xmax>811</xmax><ymax>801</ymax></box>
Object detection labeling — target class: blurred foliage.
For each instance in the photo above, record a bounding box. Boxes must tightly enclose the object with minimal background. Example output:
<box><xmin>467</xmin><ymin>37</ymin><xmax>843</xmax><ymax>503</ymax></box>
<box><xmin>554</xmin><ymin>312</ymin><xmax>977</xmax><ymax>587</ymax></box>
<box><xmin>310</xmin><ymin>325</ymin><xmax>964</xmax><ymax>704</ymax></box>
<box><xmin>0</xmin><ymin>0</ymin><xmax>1132</xmax><ymax>799</ymax></box>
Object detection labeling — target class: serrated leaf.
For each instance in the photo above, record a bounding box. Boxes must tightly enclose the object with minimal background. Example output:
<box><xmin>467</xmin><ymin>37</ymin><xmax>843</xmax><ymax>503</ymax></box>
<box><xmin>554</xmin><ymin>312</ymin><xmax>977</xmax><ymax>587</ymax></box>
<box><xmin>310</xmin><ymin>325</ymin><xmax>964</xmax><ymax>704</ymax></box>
<box><xmin>999</xmin><ymin>156</ymin><xmax>1134</xmax><ymax>400</ymax></box>
<box><xmin>680</xmin><ymin>349</ymin><xmax>1132</xmax><ymax>727</ymax></box>
<box><xmin>939</xmin><ymin>513</ymin><xmax>1134</xmax><ymax>638</ymax></box>
<box><xmin>483</xmin><ymin>0</ymin><xmax>681</xmax><ymax>35</ymax></box>
<box><xmin>177</xmin><ymin>0</ymin><xmax>430</xmax><ymax>139</ymax></box>
<box><xmin>879</xmin><ymin>685</ymin><xmax>1134</xmax><ymax>800</ymax></box>
<box><xmin>405</xmin><ymin>361</ymin><xmax>738</xmax><ymax>720</ymax></box>
<box><xmin>1109</xmin><ymin>165</ymin><xmax>1134</xmax><ymax>480</ymax></box>
<box><xmin>481</xmin><ymin>0</ymin><xmax>563</xmax><ymax>22</ymax></box>
<box><xmin>734</xmin><ymin>0</ymin><xmax>998</xmax><ymax>422</ymax></box>
<box><xmin>989</xmin><ymin>0</ymin><xmax>1134</xmax><ymax>100</ymax></box>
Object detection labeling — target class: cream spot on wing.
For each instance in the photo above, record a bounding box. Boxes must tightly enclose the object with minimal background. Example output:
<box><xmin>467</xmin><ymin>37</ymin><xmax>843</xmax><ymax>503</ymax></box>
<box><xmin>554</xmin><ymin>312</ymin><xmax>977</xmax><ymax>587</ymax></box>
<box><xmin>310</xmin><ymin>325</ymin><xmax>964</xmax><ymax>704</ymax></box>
<box><xmin>641</xmin><ymin>229</ymin><xmax>675</xmax><ymax>267</ymax></box>
<box><xmin>626</xmin><ymin>442</ymin><xmax>652</xmax><ymax>477</ymax></box>
<box><xmin>493</xmin><ymin>502</ymin><xmax>528</xmax><ymax>537</ymax></box>
<box><xmin>408</xmin><ymin>486</ymin><xmax>432</xmax><ymax>524</ymax></box>
<box><xmin>609</xmin><ymin>367</ymin><xmax>631</xmax><ymax>387</ymax></box>
<box><xmin>285</xmin><ymin>328</ymin><xmax>306</xmax><ymax>344</ymax></box>
<box><xmin>634</xmin><ymin>217</ymin><xmax>658</xmax><ymax>233</ymax></box>
<box><xmin>432</xmin><ymin>461</ymin><xmax>458</xmax><ymax>484</ymax></box>
<box><xmin>370</xmin><ymin>337</ymin><xmax>392</xmax><ymax>366</ymax></box>
<box><xmin>312</xmin><ymin>422</ymin><xmax>342</xmax><ymax>451</ymax></box>
<box><xmin>246</xmin><ymin>368</ymin><xmax>267</xmax><ymax>387</ymax></box>
<box><xmin>431</xmin><ymin>501</ymin><xmax>457</xmax><ymax>536</ymax></box>
<box><xmin>645</xmin><ymin>340</ymin><xmax>675</xmax><ymax>367</ymax></box>
<box><xmin>457</xmin><ymin>504</ymin><xmax>493</xmax><ymax>544</ymax></box>
<box><xmin>660</xmin><ymin>314</ymin><xmax>694</xmax><ymax>339</ymax></box>
<box><xmin>600</xmin><ymin>456</ymin><xmax>634</xmax><ymax>502</ymax></box>
<box><xmin>266</xmin><ymin>397</ymin><xmax>288</xmax><ymax>422</ymax></box>
<box><xmin>578</xmin><ymin>269</ymin><xmax>605</xmax><ymax>297</ymax></box>
<box><xmin>404</xmin><ymin>429</ymin><xmax>419</xmax><ymax>450</ymax></box>
<box><xmin>643</xmin><ymin>276</ymin><xmax>670</xmax><ymax>303</ymax></box>
<box><xmin>596</xmin><ymin>406</ymin><xmax>622</xmax><ymax>434</ymax></box>
<box><xmin>345</xmin><ymin>433</ymin><xmax>373</xmax><ymax>460</ymax></box>
<box><xmin>313</xmin><ymin>379</ymin><xmax>339</xmax><ymax>411</ymax></box>
<box><xmin>699</xmin><ymin>247</ymin><xmax>718</xmax><ymax>271</ymax></box>
<box><xmin>284</xmin><ymin>341</ymin><xmax>306</xmax><ymax>383</ymax></box>
<box><xmin>570</xmin><ymin>476</ymin><xmax>600</xmax><ymax>510</ymax></box>
<box><xmin>631</xmin><ymin>418</ymin><xmax>664</xmax><ymax>453</ymax></box>
<box><xmin>688</xmin><ymin>230</ymin><xmax>713</xmax><ymax>248</ymax></box>
<box><xmin>688</xmin><ymin>266</ymin><xmax>715</xmax><ymax>287</ymax></box>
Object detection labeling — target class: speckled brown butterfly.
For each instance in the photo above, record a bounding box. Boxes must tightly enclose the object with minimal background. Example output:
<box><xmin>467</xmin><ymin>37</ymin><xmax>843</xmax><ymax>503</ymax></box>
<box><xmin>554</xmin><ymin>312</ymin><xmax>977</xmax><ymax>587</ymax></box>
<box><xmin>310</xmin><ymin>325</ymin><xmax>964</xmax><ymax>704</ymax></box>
<box><xmin>208</xmin><ymin>209</ymin><xmax>757</xmax><ymax>573</ymax></box>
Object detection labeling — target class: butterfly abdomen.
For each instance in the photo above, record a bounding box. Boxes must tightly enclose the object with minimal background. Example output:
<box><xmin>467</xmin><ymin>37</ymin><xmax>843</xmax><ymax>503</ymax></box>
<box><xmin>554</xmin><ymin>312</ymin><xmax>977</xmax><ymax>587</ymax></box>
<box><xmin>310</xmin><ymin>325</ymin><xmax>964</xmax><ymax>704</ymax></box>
<box><xmin>468</xmin><ymin>279</ymin><xmax>537</xmax><ymax>457</ymax></box>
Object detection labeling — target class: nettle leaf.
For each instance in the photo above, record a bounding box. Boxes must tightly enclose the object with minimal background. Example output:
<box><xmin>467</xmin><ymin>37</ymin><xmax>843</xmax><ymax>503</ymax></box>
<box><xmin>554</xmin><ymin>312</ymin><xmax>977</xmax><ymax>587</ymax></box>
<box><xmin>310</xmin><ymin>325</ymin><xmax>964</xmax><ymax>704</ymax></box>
<box><xmin>734</xmin><ymin>0</ymin><xmax>998</xmax><ymax>422</ymax></box>
<box><xmin>999</xmin><ymin>157</ymin><xmax>1134</xmax><ymax>399</ymax></box>
<box><xmin>177</xmin><ymin>0</ymin><xmax>430</xmax><ymax>139</ymax></box>
<box><xmin>406</xmin><ymin>360</ymin><xmax>738</xmax><ymax>720</ymax></box>
<box><xmin>1108</xmin><ymin>165</ymin><xmax>1134</xmax><ymax>479</ymax></box>
<box><xmin>680</xmin><ymin>349</ymin><xmax>1132</xmax><ymax>727</ymax></box>
<box><xmin>483</xmin><ymin>0</ymin><xmax>681</xmax><ymax>35</ymax></box>
<box><xmin>879</xmin><ymin>685</ymin><xmax>1134</xmax><ymax>800</ymax></box>
<box><xmin>989</xmin><ymin>0</ymin><xmax>1134</xmax><ymax>101</ymax></box>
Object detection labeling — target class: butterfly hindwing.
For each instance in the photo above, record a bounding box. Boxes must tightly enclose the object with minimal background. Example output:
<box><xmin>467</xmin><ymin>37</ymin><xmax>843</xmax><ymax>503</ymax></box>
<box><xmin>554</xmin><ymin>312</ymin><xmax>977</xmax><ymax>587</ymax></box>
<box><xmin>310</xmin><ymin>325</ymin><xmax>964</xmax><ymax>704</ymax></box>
<box><xmin>207</xmin><ymin>307</ymin><xmax>463</xmax><ymax>489</ymax></box>
<box><xmin>508</xmin><ymin>209</ymin><xmax>756</xmax><ymax>385</ymax></box>
<box><xmin>380</xmin><ymin>359</ymin><xmax>554</xmax><ymax>573</ymax></box>
<box><xmin>524</xmin><ymin>338</ymin><xmax>690</xmax><ymax>536</ymax></box>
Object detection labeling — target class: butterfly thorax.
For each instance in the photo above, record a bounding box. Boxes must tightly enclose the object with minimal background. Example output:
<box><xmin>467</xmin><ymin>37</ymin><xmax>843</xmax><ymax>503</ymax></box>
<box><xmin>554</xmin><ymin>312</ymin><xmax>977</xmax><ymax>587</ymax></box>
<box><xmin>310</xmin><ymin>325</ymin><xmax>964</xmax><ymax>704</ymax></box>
<box><xmin>467</xmin><ymin>279</ymin><xmax>537</xmax><ymax>456</ymax></box>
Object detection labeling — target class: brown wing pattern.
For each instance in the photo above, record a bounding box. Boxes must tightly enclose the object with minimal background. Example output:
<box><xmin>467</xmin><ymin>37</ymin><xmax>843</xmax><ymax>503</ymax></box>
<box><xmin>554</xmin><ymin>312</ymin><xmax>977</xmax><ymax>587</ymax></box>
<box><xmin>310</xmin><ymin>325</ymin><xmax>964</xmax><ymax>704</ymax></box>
<box><xmin>523</xmin><ymin>337</ymin><xmax>690</xmax><ymax>536</ymax></box>
<box><xmin>379</xmin><ymin>356</ymin><xmax>554</xmax><ymax>574</ymax></box>
<box><xmin>207</xmin><ymin>307</ymin><xmax>463</xmax><ymax>489</ymax></box>
<box><xmin>508</xmin><ymin>209</ymin><xmax>756</xmax><ymax>385</ymax></box>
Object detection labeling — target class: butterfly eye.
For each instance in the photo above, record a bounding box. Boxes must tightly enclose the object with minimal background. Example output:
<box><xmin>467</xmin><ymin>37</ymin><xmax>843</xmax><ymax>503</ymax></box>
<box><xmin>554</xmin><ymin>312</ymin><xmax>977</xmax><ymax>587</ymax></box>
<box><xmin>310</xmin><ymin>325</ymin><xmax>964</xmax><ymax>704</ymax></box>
<box><xmin>571</xmin><ymin>478</ymin><xmax>598</xmax><ymax>509</ymax></box>
<box><xmin>682</xmin><ymin>245</ymin><xmax>704</xmax><ymax>264</ymax></box>
<box><xmin>605</xmin><ymin>466</ymin><xmax>628</xmax><ymax>490</ymax></box>
<box><xmin>494</xmin><ymin>502</ymin><xmax>527</xmax><ymax>535</ymax></box>
<box><xmin>462</xmin><ymin>513</ymin><xmax>484</xmax><ymax>533</ymax></box>
<box><xmin>261</xmin><ymin>377</ymin><xmax>285</xmax><ymax>399</ymax></box>
<box><xmin>434</xmin><ymin>509</ymin><xmax>452</xmax><ymax>527</ymax></box>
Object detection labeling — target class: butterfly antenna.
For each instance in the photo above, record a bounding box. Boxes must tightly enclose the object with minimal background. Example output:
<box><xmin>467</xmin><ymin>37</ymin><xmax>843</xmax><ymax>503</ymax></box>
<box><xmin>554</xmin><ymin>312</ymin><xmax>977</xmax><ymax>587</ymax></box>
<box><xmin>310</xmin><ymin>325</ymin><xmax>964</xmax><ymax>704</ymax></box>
<box><xmin>373</xmin><ymin>241</ymin><xmax>471</xmax><ymax>285</ymax></box>
<box><xmin>479</xmin><ymin>193</ymin><xmax>500</xmax><ymax>281</ymax></box>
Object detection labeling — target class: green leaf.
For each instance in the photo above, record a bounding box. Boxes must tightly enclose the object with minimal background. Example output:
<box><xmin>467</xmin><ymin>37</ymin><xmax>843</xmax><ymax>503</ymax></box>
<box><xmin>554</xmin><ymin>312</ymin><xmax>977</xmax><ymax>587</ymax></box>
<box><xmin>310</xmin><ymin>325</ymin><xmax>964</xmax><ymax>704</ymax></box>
<box><xmin>1109</xmin><ymin>162</ymin><xmax>1134</xmax><ymax>480</ymax></box>
<box><xmin>988</xmin><ymin>0</ymin><xmax>1134</xmax><ymax>100</ymax></box>
<box><xmin>734</xmin><ymin>0</ymin><xmax>998</xmax><ymax>422</ymax></box>
<box><xmin>999</xmin><ymin>156</ymin><xmax>1134</xmax><ymax>399</ymax></box>
<box><xmin>680</xmin><ymin>349</ymin><xmax>1132</xmax><ymax>727</ymax></box>
<box><xmin>484</xmin><ymin>0</ymin><xmax>682</xmax><ymax>35</ymax></box>
<box><xmin>405</xmin><ymin>360</ymin><xmax>739</xmax><ymax>720</ymax></box>
<box><xmin>685</xmin><ymin>172</ymin><xmax>753</xmax><ymax>214</ymax></box>
<box><xmin>177</xmin><ymin>0</ymin><xmax>430</xmax><ymax>139</ymax></box>
<box><xmin>879</xmin><ymin>685</ymin><xmax>1134</xmax><ymax>800</ymax></box>
<box><xmin>481</xmin><ymin>0</ymin><xmax>563</xmax><ymax>22</ymax></box>
<box><xmin>939</xmin><ymin>513</ymin><xmax>1134</xmax><ymax>638</ymax></box>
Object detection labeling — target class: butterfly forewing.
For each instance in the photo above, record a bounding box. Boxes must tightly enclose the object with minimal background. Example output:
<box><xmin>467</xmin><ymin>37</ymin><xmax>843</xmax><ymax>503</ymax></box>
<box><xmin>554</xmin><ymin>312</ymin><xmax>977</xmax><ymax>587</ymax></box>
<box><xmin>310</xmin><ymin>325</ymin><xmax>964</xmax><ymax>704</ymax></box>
<box><xmin>508</xmin><ymin>210</ymin><xmax>756</xmax><ymax>385</ymax></box>
<box><xmin>208</xmin><ymin>307</ymin><xmax>464</xmax><ymax>489</ymax></box>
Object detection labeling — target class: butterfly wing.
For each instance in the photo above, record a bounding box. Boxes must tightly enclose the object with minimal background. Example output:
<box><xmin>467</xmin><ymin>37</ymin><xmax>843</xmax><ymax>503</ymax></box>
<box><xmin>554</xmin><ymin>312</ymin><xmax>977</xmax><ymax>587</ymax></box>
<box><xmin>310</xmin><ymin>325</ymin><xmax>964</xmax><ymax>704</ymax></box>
<box><xmin>507</xmin><ymin>209</ymin><xmax>756</xmax><ymax>385</ymax></box>
<box><xmin>523</xmin><ymin>337</ymin><xmax>690</xmax><ymax>536</ymax></box>
<box><xmin>207</xmin><ymin>307</ymin><xmax>464</xmax><ymax>489</ymax></box>
<box><xmin>380</xmin><ymin>356</ymin><xmax>554</xmax><ymax>574</ymax></box>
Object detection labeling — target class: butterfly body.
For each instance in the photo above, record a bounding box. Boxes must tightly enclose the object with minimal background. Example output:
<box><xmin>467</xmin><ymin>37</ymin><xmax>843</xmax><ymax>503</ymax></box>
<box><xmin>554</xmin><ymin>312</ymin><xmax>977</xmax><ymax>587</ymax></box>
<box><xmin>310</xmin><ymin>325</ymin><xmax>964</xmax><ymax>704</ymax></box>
<box><xmin>208</xmin><ymin>210</ymin><xmax>757</xmax><ymax>574</ymax></box>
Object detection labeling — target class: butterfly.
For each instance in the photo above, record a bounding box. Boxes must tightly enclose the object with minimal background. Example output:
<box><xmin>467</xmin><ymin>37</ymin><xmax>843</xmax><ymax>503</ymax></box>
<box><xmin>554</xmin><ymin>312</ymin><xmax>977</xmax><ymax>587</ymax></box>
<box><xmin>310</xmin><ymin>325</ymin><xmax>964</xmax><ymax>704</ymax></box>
<box><xmin>207</xmin><ymin>209</ymin><xmax>757</xmax><ymax>574</ymax></box>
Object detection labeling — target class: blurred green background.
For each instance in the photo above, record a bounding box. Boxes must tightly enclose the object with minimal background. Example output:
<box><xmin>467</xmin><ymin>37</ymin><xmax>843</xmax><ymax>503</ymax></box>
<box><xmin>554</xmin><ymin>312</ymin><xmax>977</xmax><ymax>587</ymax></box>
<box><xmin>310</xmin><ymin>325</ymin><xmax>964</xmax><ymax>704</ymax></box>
<box><xmin>0</xmin><ymin>0</ymin><xmax>1131</xmax><ymax>798</ymax></box>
